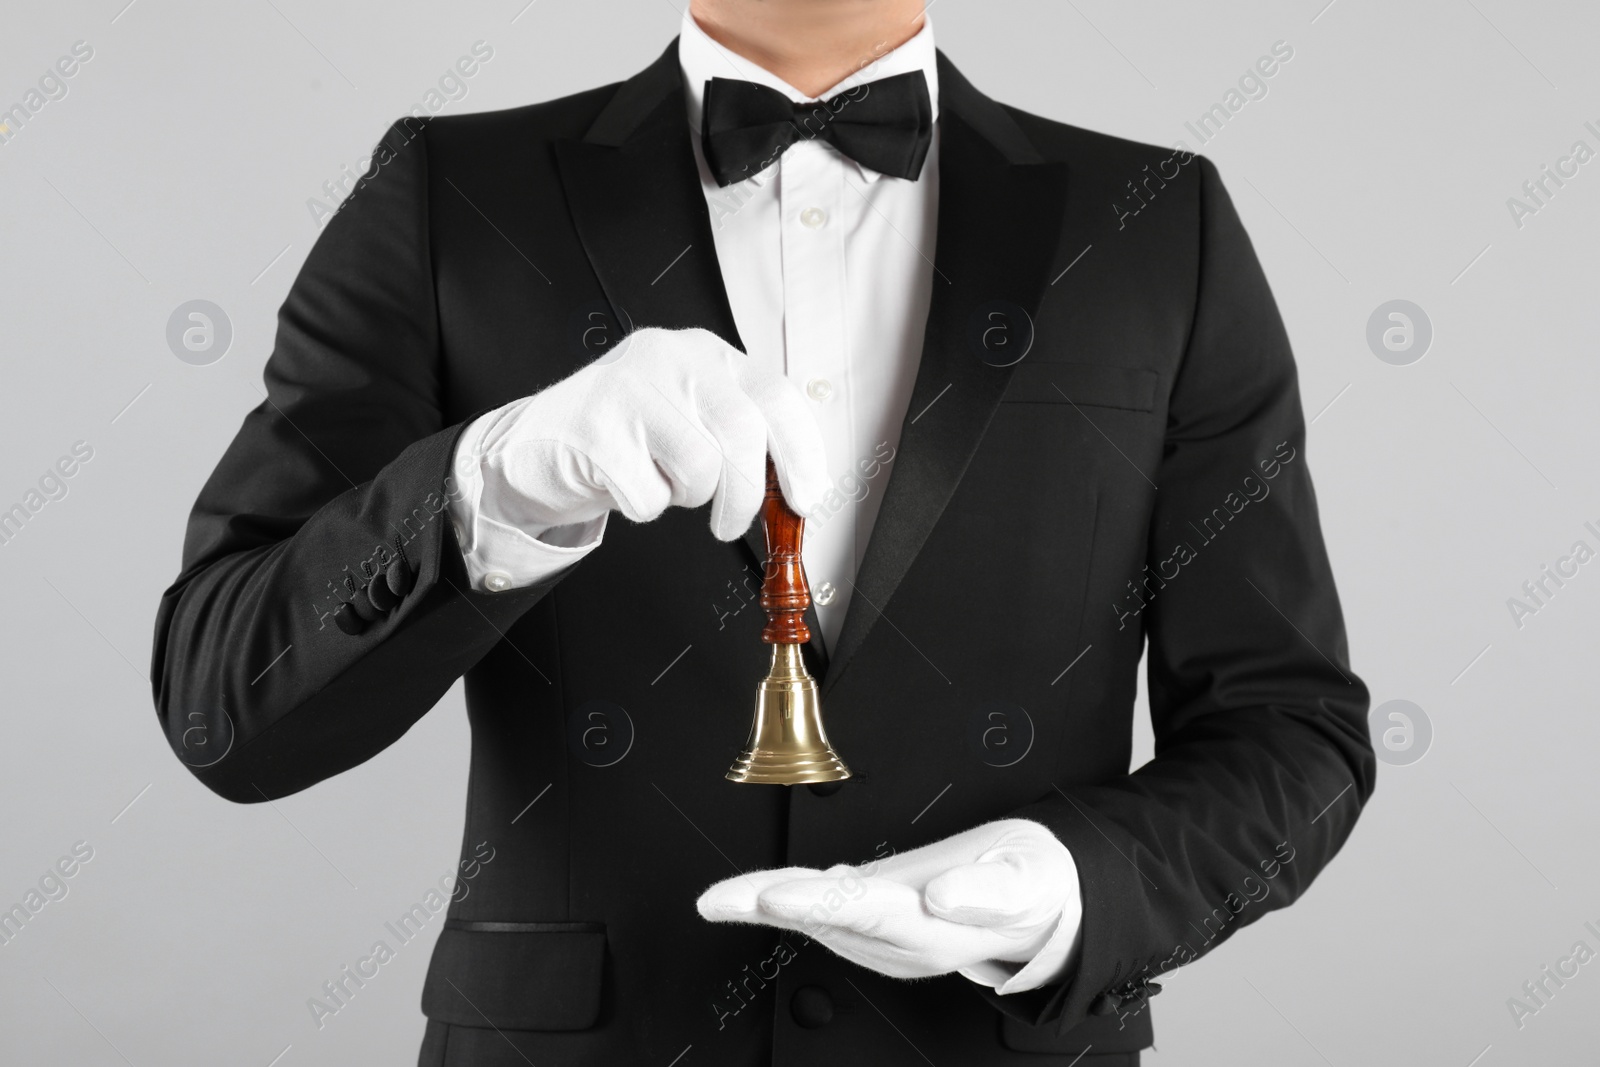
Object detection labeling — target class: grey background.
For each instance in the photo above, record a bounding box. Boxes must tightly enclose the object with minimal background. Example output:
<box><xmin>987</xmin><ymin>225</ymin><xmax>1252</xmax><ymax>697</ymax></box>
<box><xmin>2</xmin><ymin>0</ymin><xmax>1596</xmax><ymax>1063</ymax></box>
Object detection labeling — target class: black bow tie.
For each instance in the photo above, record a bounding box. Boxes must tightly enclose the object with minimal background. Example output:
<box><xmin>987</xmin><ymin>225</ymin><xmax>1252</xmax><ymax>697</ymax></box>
<box><xmin>700</xmin><ymin>70</ymin><xmax>933</xmax><ymax>187</ymax></box>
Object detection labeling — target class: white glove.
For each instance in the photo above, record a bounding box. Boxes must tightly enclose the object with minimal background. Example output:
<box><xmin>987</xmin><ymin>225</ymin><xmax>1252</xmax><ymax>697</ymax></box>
<box><xmin>449</xmin><ymin>327</ymin><xmax>830</xmax><ymax>589</ymax></box>
<box><xmin>697</xmin><ymin>819</ymin><xmax>1083</xmax><ymax>995</ymax></box>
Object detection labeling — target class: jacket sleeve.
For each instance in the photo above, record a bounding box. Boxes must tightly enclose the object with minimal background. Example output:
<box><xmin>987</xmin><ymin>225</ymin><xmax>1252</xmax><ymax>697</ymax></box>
<box><xmin>983</xmin><ymin>156</ymin><xmax>1376</xmax><ymax>1032</ymax></box>
<box><xmin>150</xmin><ymin>118</ymin><xmax>565</xmax><ymax>803</ymax></box>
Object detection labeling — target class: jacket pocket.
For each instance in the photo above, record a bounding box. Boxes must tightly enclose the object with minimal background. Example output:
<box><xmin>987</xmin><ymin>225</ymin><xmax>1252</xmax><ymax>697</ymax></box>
<box><xmin>999</xmin><ymin>1008</ymin><xmax>1153</xmax><ymax>1055</ymax></box>
<box><xmin>421</xmin><ymin>920</ymin><xmax>606</xmax><ymax>1031</ymax></box>
<box><xmin>1000</xmin><ymin>362</ymin><xmax>1159</xmax><ymax>412</ymax></box>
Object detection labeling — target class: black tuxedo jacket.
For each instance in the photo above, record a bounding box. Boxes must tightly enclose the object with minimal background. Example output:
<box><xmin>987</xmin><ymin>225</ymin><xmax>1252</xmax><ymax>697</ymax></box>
<box><xmin>151</xmin><ymin>40</ymin><xmax>1374</xmax><ymax>1067</ymax></box>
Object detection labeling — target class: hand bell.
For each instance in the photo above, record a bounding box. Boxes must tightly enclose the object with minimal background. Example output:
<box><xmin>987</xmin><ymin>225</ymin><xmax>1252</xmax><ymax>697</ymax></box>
<box><xmin>726</xmin><ymin>458</ymin><xmax>850</xmax><ymax>785</ymax></box>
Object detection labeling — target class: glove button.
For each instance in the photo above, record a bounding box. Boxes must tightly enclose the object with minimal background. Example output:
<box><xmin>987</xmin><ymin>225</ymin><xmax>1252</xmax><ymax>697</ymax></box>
<box><xmin>790</xmin><ymin>985</ymin><xmax>834</xmax><ymax>1029</ymax></box>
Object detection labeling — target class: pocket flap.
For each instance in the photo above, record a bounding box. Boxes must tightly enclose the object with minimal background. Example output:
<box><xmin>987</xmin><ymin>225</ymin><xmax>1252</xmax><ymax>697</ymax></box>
<box><xmin>1000</xmin><ymin>1006</ymin><xmax>1153</xmax><ymax>1054</ymax></box>
<box><xmin>1001</xmin><ymin>362</ymin><xmax>1159</xmax><ymax>412</ymax></box>
<box><xmin>421</xmin><ymin>921</ymin><xmax>606</xmax><ymax>1031</ymax></box>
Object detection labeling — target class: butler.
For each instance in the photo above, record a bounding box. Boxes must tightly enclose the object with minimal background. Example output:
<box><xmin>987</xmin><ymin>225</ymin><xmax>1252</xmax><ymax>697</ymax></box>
<box><xmin>150</xmin><ymin>1</ymin><xmax>1374</xmax><ymax>1063</ymax></box>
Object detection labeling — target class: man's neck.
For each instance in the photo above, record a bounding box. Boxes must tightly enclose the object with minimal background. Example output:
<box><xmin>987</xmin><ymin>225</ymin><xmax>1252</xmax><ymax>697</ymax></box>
<box><xmin>688</xmin><ymin>0</ymin><xmax>926</xmax><ymax>98</ymax></box>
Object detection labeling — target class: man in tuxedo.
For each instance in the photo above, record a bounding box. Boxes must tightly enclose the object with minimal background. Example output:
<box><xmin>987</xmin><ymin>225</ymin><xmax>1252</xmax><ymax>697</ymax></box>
<box><xmin>151</xmin><ymin>0</ymin><xmax>1374</xmax><ymax>1063</ymax></box>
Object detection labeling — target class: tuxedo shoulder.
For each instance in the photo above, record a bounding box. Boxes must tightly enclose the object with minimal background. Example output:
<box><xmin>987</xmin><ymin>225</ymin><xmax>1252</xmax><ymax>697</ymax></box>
<box><xmin>1001</xmin><ymin>105</ymin><xmax>1202</xmax><ymax>176</ymax></box>
<box><xmin>398</xmin><ymin>81</ymin><xmax>621</xmax><ymax>148</ymax></box>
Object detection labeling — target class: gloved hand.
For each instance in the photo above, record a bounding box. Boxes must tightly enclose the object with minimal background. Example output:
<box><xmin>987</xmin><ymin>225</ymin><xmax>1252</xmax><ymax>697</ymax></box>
<box><xmin>697</xmin><ymin>819</ymin><xmax>1082</xmax><ymax>993</ymax></box>
<box><xmin>459</xmin><ymin>327</ymin><xmax>830</xmax><ymax>542</ymax></box>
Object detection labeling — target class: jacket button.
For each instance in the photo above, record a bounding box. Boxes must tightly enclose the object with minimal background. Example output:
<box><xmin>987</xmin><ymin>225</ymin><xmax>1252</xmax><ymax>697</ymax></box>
<box><xmin>332</xmin><ymin>602</ymin><xmax>365</xmax><ymax>636</ymax></box>
<box><xmin>367</xmin><ymin>572</ymin><xmax>399</xmax><ymax>611</ymax></box>
<box><xmin>386</xmin><ymin>557</ymin><xmax>416</xmax><ymax>597</ymax></box>
<box><xmin>347</xmin><ymin>586</ymin><xmax>383</xmax><ymax>622</ymax></box>
<box><xmin>790</xmin><ymin>985</ymin><xmax>834</xmax><ymax>1029</ymax></box>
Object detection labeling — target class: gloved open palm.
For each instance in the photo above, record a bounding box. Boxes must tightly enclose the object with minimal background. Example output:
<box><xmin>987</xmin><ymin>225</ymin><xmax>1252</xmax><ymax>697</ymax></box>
<box><xmin>697</xmin><ymin>819</ymin><xmax>1081</xmax><ymax>990</ymax></box>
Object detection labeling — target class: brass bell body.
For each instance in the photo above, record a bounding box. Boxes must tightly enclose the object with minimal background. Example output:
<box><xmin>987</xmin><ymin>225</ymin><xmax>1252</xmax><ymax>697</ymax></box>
<box><xmin>726</xmin><ymin>643</ymin><xmax>850</xmax><ymax>784</ymax></box>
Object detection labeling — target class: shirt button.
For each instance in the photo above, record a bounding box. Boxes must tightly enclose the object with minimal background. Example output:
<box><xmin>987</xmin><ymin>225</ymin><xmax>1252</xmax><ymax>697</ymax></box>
<box><xmin>806</xmin><ymin>377</ymin><xmax>833</xmax><ymax>402</ymax></box>
<box><xmin>814</xmin><ymin>581</ymin><xmax>837</xmax><ymax>606</ymax></box>
<box><xmin>484</xmin><ymin>572</ymin><xmax>513</xmax><ymax>593</ymax></box>
<box><xmin>799</xmin><ymin>207</ymin><xmax>828</xmax><ymax>229</ymax></box>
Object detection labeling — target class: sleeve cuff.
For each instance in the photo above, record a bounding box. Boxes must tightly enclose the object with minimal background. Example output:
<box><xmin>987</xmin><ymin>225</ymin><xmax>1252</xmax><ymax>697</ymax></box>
<box><xmin>966</xmin><ymin>903</ymin><xmax>1083</xmax><ymax>995</ymax></box>
<box><xmin>958</xmin><ymin>828</ymin><xmax>1085</xmax><ymax>996</ymax></box>
<box><xmin>459</xmin><ymin>510</ymin><xmax>608</xmax><ymax>591</ymax></box>
<box><xmin>448</xmin><ymin>411</ymin><xmax>607</xmax><ymax>592</ymax></box>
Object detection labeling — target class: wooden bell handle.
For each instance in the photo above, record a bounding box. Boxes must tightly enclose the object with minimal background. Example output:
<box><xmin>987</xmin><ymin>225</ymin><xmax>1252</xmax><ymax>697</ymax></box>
<box><xmin>759</xmin><ymin>457</ymin><xmax>811</xmax><ymax>645</ymax></box>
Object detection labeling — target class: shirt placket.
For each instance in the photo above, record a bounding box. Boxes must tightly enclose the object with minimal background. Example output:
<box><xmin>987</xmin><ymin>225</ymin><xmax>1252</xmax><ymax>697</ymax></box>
<box><xmin>778</xmin><ymin>140</ymin><xmax>853</xmax><ymax>652</ymax></box>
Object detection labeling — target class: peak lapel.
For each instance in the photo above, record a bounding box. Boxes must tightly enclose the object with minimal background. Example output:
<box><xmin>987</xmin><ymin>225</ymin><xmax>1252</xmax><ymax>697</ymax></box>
<box><xmin>555</xmin><ymin>40</ymin><xmax>738</xmax><ymax>344</ymax></box>
<box><xmin>820</xmin><ymin>53</ymin><xmax>1073</xmax><ymax>698</ymax></box>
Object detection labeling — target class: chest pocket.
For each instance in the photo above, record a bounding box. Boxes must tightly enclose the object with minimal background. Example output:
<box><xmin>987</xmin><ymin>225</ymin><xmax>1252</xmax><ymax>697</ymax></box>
<box><xmin>1000</xmin><ymin>361</ymin><xmax>1159</xmax><ymax>412</ymax></box>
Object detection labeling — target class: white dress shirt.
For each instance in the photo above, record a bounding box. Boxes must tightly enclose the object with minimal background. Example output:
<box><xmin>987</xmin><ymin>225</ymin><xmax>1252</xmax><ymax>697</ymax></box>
<box><xmin>674</xmin><ymin>11</ymin><xmax>939</xmax><ymax>652</ymax></box>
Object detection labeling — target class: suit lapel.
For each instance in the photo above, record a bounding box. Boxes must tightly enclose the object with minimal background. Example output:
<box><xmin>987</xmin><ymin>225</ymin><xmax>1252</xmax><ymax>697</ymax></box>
<box><xmin>820</xmin><ymin>52</ymin><xmax>1072</xmax><ymax>697</ymax></box>
<box><xmin>555</xmin><ymin>41</ymin><xmax>737</xmax><ymax>344</ymax></box>
<box><xmin>556</xmin><ymin>40</ymin><xmax>830</xmax><ymax>670</ymax></box>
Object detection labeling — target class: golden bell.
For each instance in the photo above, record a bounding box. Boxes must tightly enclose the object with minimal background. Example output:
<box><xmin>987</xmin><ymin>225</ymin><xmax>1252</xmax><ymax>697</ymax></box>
<box><xmin>726</xmin><ymin>642</ymin><xmax>850</xmax><ymax>785</ymax></box>
<box><xmin>727</xmin><ymin>458</ymin><xmax>850</xmax><ymax>785</ymax></box>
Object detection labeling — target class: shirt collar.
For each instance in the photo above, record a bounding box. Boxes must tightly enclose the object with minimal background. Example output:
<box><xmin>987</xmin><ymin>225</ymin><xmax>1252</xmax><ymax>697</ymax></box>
<box><xmin>678</xmin><ymin>7</ymin><xmax>939</xmax><ymax>184</ymax></box>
